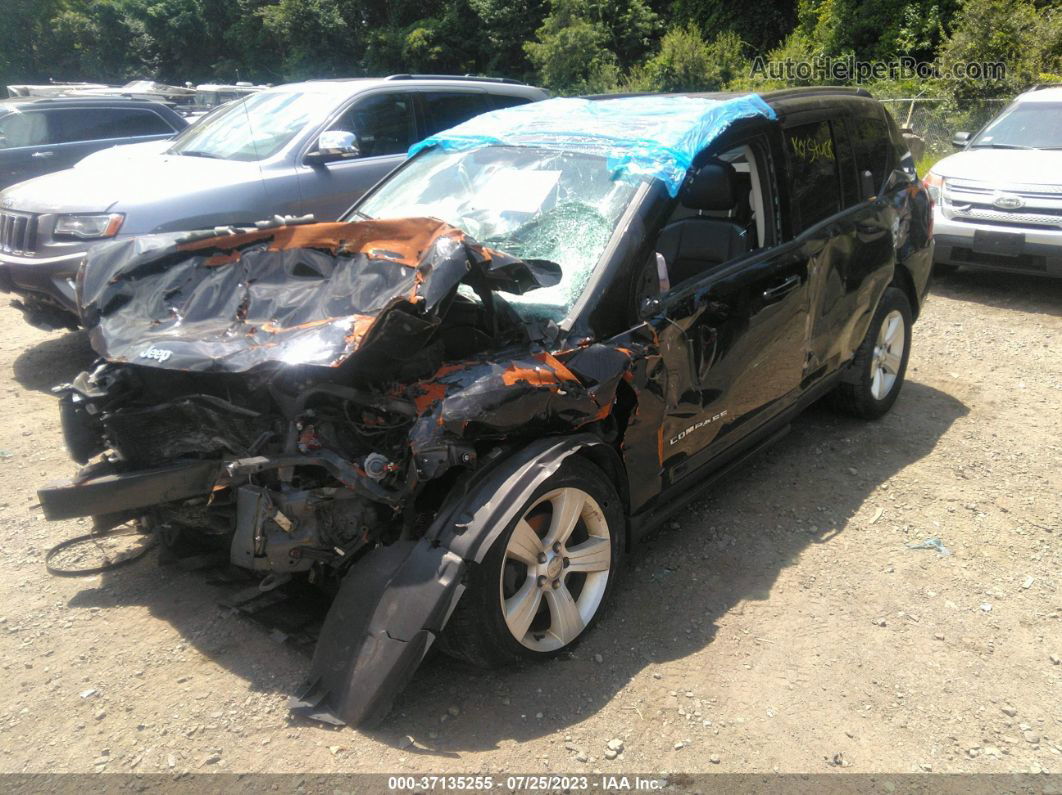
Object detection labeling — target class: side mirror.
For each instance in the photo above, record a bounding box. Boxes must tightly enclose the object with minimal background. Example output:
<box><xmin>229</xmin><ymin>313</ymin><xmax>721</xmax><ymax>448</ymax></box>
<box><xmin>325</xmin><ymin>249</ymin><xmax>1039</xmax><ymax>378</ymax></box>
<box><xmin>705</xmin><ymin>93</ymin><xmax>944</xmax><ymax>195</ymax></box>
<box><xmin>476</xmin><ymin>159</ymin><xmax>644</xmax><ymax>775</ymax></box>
<box><xmin>951</xmin><ymin>131</ymin><xmax>972</xmax><ymax>149</ymax></box>
<box><xmin>307</xmin><ymin>130</ymin><xmax>359</xmax><ymax>163</ymax></box>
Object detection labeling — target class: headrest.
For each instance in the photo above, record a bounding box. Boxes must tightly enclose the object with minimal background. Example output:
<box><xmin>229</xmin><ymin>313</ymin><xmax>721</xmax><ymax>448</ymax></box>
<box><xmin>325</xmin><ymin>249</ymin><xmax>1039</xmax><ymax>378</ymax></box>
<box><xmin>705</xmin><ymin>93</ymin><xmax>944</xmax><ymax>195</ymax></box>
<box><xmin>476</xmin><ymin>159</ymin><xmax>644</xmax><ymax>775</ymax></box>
<box><xmin>680</xmin><ymin>159</ymin><xmax>738</xmax><ymax>211</ymax></box>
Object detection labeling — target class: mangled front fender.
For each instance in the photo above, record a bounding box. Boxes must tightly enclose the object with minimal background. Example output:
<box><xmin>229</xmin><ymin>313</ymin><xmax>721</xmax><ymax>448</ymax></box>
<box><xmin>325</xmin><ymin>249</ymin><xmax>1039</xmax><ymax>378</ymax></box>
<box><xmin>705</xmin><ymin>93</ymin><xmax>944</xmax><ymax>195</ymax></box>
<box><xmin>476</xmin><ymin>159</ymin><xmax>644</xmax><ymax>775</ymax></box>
<box><xmin>289</xmin><ymin>433</ymin><xmax>620</xmax><ymax>727</ymax></box>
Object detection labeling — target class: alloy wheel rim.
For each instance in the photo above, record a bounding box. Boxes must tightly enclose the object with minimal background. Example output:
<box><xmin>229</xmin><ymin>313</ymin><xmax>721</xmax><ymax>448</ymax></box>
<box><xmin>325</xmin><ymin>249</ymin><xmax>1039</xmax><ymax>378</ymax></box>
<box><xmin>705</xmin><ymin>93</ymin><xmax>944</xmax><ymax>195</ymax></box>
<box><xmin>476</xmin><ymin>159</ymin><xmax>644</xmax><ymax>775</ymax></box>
<box><xmin>499</xmin><ymin>487</ymin><xmax>611</xmax><ymax>652</ymax></box>
<box><xmin>870</xmin><ymin>309</ymin><xmax>905</xmax><ymax>400</ymax></box>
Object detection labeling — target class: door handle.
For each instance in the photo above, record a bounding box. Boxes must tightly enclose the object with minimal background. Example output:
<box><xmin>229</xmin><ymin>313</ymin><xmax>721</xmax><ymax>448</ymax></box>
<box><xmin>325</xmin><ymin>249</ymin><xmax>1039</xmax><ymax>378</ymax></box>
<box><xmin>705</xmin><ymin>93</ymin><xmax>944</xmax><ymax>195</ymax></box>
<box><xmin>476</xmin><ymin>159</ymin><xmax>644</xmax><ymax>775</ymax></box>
<box><xmin>762</xmin><ymin>274</ymin><xmax>800</xmax><ymax>301</ymax></box>
<box><xmin>31</xmin><ymin>151</ymin><xmax>54</xmax><ymax>159</ymax></box>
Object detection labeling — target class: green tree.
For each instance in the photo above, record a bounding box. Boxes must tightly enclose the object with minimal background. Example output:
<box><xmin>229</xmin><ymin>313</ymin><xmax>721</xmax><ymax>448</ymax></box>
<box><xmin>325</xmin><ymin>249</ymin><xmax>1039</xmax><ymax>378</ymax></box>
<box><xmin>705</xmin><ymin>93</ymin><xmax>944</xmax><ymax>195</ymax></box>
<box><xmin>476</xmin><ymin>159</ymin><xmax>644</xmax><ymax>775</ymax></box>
<box><xmin>632</xmin><ymin>23</ymin><xmax>743</xmax><ymax>92</ymax></box>
<box><xmin>525</xmin><ymin>0</ymin><xmax>621</xmax><ymax>93</ymax></box>
<box><xmin>936</xmin><ymin>0</ymin><xmax>1059</xmax><ymax>103</ymax></box>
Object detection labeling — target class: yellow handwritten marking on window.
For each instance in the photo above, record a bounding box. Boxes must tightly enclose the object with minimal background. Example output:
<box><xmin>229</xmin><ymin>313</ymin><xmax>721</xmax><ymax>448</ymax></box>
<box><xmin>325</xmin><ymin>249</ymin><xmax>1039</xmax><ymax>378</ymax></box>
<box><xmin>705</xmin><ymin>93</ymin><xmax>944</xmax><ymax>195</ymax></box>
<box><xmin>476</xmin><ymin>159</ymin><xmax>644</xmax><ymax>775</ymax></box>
<box><xmin>789</xmin><ymin>135</ymin><xmax>835</xmax><ymax>164</ymax></box>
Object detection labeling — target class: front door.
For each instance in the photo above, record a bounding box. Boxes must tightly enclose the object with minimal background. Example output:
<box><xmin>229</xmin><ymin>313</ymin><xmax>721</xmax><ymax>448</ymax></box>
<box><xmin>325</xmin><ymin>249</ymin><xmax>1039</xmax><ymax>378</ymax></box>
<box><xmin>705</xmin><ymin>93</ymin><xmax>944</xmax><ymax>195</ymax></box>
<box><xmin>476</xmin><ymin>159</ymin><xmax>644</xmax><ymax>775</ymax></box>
<box><xmin>295</xmin><ymin>92</ymin><xmax>416</xmax><ymax>221</ymax></box>
<box><xmin>654</xmin><ymin>244</ymin><xmax>809</xmax><ymax>488</ymax></box>
<box><xmin>649</xmin><ymin>136</ymin><xmax>810</xmax><ymax>488</ymax></box>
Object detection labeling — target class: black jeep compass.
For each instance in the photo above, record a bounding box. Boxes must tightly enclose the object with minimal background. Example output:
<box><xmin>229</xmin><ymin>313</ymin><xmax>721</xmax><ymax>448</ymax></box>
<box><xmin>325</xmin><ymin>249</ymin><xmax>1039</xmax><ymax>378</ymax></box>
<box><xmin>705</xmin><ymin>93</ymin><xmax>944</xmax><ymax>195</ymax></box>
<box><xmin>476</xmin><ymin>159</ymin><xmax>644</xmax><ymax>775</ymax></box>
<box><xmin>39</xmin><ymin>87</ymin><xmax>933</xmax><ymax>726</ymax></box>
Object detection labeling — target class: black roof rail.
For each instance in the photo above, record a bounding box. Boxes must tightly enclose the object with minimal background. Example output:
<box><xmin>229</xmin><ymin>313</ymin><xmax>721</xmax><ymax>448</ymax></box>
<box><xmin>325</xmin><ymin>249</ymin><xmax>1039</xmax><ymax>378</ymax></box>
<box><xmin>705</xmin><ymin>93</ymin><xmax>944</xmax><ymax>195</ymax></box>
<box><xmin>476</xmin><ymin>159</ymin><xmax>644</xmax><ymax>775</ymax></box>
<box><xmin>384</xmin><ymin>74</ymin><xmax>526</xmax><ymax>86</ymax></box>
<box><xmin>760</xmin><ymin>86</ymin><xmax>874</xmax><ymax>101</ymax></box>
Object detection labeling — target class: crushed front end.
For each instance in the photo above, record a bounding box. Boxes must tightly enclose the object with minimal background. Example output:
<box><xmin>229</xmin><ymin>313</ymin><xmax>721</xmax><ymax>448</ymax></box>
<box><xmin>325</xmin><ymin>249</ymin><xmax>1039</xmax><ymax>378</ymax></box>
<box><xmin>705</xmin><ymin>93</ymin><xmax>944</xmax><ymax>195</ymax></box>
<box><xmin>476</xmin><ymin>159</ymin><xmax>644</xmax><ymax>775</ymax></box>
<box><xmin>39</xmin><ymin>216</ymin><xmax>631</xmax><ymax>725</ymax></box>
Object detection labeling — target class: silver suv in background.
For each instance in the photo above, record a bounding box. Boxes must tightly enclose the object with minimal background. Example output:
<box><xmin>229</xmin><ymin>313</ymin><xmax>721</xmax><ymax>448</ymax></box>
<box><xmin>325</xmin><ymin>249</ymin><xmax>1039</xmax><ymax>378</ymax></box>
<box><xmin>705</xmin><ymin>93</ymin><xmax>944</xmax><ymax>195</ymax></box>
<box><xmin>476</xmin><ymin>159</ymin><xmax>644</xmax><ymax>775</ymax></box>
<box><xmin>924</xmin><ymin>85</ymin><xmax>1062</xmax><ymax>278</ymax></box>
<box><xmin>0</xmin><ymin>75</ymin><xmax>547</xmax><ymax>330</ymax></box>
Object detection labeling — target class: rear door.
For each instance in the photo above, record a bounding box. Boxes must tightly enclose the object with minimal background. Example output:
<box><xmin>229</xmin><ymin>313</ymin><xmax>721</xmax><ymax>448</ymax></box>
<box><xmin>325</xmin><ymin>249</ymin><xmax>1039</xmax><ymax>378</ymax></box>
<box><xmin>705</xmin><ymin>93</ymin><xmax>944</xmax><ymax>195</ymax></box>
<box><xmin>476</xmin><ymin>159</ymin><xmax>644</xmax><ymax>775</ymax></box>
<box><xmin>295</xmin><ymin>92</ymin><xmax>417</xmax><ymax>220</ymax></box>
<box><xmin>784</xmin><ymin>113</ymin><xmax>896</xmax><ymax>382</ymax></box>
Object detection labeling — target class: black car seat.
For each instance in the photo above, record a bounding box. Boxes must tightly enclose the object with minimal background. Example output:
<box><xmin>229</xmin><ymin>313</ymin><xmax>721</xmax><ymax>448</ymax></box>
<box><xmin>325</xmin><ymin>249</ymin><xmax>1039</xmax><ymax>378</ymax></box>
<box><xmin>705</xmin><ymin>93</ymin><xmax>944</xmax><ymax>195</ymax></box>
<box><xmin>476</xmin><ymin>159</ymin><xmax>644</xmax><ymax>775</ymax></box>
<box><xmin>655</xmin><ymin>159</ymin><xmax>751</xmax><ymax>285</ymax></box>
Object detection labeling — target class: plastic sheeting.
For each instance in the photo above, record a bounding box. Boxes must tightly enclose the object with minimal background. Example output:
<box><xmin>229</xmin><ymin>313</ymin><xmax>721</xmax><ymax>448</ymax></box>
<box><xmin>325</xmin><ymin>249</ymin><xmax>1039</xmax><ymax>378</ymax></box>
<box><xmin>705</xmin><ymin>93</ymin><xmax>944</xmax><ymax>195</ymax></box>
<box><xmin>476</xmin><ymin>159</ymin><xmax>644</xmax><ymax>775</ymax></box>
<box><xmin>407</xmin><ymin>94</ymin><xmax>777</xmax><ymax>197</ymax></box>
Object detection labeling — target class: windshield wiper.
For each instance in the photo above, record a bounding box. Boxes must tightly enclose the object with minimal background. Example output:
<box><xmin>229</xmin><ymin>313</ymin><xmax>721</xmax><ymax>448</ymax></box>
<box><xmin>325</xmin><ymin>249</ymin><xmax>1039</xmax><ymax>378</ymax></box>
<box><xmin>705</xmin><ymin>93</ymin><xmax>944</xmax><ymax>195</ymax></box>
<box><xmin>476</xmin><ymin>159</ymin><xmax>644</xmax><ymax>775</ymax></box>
<box><xmin>348</xmin><ymin>210</ymin><xmax>373</xmax><ymax>221</ymax></box>
<box><xmin>971</xmin><ymin>143</ymin><xmax>1033</xmax><ymax>149</ymax></box>
<box><xmin>178</xmin><ymin>150</ymin><xmax>222</xmax><ymax>159</ymax></box>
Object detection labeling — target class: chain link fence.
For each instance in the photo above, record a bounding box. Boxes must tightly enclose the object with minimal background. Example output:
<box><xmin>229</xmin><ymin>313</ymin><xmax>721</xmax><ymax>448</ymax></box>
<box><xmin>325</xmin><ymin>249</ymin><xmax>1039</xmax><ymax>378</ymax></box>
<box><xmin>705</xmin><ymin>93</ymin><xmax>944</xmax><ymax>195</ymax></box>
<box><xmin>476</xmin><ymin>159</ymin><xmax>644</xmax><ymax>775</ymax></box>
<box><xmin>880</xmin><ymin>97</ymin><xmax>1008</xmax><ymax>170</ymax></box>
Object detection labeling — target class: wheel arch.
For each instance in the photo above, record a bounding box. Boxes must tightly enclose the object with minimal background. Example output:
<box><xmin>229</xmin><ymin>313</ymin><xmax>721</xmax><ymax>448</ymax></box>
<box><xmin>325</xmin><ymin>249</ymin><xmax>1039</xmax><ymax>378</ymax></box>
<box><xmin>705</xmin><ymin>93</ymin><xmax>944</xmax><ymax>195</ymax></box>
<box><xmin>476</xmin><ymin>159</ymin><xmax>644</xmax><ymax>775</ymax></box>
<box><xmin>891</xmin><ymin>261</ymin><xmax>921</xmax><ymax>321</ymax></box>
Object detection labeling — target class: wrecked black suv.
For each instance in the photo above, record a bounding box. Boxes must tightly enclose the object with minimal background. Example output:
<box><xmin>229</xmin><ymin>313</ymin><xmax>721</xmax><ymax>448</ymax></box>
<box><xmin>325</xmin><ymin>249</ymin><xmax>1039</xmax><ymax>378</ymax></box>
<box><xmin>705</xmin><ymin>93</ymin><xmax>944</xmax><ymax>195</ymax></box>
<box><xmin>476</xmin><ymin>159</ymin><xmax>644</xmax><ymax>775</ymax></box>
<box><xmin>39</xmin><ymin>89</ymin><xmax>932</xmax><ymax>727</ymax></box>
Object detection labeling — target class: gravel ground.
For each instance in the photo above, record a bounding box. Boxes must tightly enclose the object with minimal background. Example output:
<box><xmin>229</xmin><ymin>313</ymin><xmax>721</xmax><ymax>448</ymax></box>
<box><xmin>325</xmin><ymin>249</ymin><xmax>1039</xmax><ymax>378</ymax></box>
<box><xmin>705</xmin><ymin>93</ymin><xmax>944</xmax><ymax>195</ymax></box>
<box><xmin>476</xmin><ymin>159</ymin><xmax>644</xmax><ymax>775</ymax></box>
<box><xmin>0</xmin><ymin>268</ymin><xmax>1058</xmax><ymax>775</ymax></box>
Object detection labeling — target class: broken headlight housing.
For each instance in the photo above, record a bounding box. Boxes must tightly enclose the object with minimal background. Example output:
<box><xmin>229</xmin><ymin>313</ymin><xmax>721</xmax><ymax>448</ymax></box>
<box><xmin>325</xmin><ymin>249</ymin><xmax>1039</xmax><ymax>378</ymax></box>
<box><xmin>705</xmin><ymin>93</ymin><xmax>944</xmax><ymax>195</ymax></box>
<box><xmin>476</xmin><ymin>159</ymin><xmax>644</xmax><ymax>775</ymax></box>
<box><xmin>54</xmin><ymin>213</ymin><xmax>124</xmax><ymax>239</ymax></box>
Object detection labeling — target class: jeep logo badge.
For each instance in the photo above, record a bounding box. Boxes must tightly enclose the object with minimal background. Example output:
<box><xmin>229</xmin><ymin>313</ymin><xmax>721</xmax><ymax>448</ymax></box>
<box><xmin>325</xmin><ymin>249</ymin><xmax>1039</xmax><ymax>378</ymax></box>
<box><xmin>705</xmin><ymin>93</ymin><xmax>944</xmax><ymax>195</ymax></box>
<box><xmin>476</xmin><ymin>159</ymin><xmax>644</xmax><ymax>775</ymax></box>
<box><xmin>139</xmin><ymin>346</ymin><xmax>173</xmax><ymax>363</ymax></box>
<box><xmin>992</xmin><ymin>192</ymin><xmax>1024</xmax><ymax>210</ymax></box>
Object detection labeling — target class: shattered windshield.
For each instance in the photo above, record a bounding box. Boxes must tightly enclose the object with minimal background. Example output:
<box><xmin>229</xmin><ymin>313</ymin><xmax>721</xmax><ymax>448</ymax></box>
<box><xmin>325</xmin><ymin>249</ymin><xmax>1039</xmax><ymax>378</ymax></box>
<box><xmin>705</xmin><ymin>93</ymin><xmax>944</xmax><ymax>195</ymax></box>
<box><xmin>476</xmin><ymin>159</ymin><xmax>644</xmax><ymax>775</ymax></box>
<box><xmin>355</xmin><ymin>145</ymin><xmax>642</xmax><ymax>322</ymax></box>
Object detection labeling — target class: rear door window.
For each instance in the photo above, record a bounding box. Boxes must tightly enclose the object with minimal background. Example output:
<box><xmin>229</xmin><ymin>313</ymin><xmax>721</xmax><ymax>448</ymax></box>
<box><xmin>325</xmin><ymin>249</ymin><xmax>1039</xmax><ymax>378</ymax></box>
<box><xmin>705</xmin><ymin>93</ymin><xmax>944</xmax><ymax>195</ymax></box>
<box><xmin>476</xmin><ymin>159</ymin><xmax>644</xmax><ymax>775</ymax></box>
<box><xmin>489</xmin><ymin>94</ymin><xmax>533</xmax><ymax>111</ymax></box>
<box><xmin>784</xmin><ymin>121</ymin><xmax>841</xmax><ymax>234</ymax></box>
<box><xmin>0</xmin><ymin>111</ymin><xmax>52</xmax><ymax>148</ymax></box>
<box><xmin>850</xmin><ymin>117</ymin><xmax>891</xmax><ymax>193</ymax></box>
<box><xmin>419</xmin><ymin>92</ymin><xmax>492</xmax><ymax>138</ymax></box>
<box><xmin>48</xmin><ymin>108</ymin><xmax>175</xmax><ymax>143</ymax></box>
<box><xmin>329</xmin><ymin>93</ymin><xmax>416</xmax><ymax>158</ymax></box>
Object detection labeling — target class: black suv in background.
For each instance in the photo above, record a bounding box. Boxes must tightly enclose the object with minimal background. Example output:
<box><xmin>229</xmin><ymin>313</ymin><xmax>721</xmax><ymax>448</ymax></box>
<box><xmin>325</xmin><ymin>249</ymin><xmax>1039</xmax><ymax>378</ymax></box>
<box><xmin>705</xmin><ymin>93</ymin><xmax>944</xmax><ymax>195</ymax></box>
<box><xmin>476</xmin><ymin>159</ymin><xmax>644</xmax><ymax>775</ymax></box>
<box><xmin>0</xmin><ymin>97</ymin><xmax>187</xmax><ymax>189</ymax></box>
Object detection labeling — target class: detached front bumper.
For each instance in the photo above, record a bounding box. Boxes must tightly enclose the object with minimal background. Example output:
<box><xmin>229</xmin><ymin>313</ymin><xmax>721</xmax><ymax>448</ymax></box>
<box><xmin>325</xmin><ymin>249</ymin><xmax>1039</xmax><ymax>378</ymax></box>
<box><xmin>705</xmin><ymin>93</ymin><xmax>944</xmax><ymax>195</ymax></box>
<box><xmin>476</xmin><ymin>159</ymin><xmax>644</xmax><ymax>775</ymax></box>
<box><xmin>933</xmin><ymin>210</ymin><xmax>1062</xmax><ymax>278</ymax></box>
<box><xmin>0</xmin><ymin>250</ymin><xmax>84</xmax><ymax>327</ymax></box>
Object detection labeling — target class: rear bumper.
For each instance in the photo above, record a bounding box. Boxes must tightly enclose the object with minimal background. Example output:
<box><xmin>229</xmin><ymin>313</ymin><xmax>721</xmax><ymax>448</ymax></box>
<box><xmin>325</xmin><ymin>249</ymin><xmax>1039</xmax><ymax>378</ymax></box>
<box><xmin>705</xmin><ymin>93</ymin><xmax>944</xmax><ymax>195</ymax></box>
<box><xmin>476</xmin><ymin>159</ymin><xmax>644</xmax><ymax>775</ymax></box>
<box><xmin>932</xmin><ymin>211</ymin><xmax>1062</xmax><ymax>278</ymax></box>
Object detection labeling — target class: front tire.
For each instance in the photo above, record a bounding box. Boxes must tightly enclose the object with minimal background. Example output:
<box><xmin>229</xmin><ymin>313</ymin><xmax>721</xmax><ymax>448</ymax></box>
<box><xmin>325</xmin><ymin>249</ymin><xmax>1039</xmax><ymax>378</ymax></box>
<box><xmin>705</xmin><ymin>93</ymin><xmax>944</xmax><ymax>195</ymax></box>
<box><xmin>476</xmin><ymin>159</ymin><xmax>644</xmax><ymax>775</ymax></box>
<box><xmin>438</xmin><ymin>455</ymin><xmax>623</xmax><ymax>667</ymax></box>
<box><xmin>829</xmin><ymin>286</ymin><xmax>912</xmax><ymax>420</ymax></box>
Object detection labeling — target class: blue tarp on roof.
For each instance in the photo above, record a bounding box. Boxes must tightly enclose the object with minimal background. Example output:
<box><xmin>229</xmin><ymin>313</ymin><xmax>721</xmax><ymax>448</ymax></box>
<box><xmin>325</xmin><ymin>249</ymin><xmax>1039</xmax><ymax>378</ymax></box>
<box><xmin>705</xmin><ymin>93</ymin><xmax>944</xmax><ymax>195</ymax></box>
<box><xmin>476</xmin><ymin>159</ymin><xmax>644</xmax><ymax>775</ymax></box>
<box><xmin>407</xmin><ymin>94</ymin><xmax>777</xmax><ymax>197</ymax></box>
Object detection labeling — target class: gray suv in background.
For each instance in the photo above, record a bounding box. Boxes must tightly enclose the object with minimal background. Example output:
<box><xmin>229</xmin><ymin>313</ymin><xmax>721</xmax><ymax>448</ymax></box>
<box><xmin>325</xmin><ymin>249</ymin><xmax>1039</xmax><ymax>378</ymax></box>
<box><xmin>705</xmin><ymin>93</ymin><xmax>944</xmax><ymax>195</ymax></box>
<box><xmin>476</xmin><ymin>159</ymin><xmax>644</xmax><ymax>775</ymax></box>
<box><xmin>0</xmin><ymin>75</ymin><xmax>547</xmax><ymax>329</ymax></box>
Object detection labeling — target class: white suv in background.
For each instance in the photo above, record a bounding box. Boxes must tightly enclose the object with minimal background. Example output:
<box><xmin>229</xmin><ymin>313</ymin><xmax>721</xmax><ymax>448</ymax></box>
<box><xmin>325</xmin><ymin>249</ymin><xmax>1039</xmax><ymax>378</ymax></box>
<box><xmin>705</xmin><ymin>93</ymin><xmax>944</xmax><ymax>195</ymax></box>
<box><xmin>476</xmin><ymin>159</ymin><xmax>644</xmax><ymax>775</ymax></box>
<box><xmin>924</xmin><ymin>85</ymin><xmax>1062</xmax><ymax>278</ymax></box>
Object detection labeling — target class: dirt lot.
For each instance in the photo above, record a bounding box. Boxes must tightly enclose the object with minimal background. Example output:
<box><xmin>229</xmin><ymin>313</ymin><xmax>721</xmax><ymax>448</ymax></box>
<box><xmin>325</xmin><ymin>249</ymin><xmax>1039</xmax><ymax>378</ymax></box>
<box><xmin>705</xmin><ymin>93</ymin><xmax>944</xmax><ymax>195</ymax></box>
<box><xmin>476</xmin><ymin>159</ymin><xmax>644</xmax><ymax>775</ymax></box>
<box><xmin>0</xmin><ymin>269</ymin><xmax>1058</xmax><ymax>776</ymax></box>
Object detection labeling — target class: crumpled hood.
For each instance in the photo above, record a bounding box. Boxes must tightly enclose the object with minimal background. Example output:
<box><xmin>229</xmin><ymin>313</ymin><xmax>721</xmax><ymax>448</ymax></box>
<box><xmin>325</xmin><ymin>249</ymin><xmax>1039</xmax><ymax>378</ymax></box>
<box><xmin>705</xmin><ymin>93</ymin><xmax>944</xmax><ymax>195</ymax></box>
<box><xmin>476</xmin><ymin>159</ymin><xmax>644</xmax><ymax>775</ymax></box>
<box><xmin>1</xmin><ymin>155</ymin><xmax>267</xmax><ymax>214</ymax></box>
<box><xmin>931</xmin><ymin>149</ymin><xmax>1062</xmax><ymax>186</ymax></box>
<box><xmin>79</xmin><ymin>218</ymin><xmax>561</xmax><ymax>373</ymax></box>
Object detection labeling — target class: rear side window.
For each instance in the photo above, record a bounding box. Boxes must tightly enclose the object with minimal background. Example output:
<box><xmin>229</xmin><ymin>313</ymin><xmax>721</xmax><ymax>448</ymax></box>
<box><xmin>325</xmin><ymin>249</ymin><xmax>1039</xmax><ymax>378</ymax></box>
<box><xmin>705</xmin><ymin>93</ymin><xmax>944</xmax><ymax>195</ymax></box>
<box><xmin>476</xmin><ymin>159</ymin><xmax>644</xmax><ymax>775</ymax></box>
<box><xmin>0</xmin><ymin>111</ymin><xmax>51</xmax><ymax>148</ymax></box>
<box><xmin>489</xmin><ymin>94</ymin><xmax>533</xmax><ymax>111</ymax></box>
<box><xmin>330</xmin><ymin>93</ymin><xmax>416</xmax><ymax>157</ymax></box>
<box><xmin>419</xmin><ymin>92</ymin><xmax>492</xmax><ymax>138</ymax></box>
<box><xmin>784</xmin><ymin>121</ymin><xmax>841</xmax><ymax>234</ymax></box>
<box><xmin>850</xmin><ymin>117</ymin><xmax>891</xmax><ymax>193</ymax></box>
<box><xmin>48</xmin><ymin>108</ymin><xmax>175</xmax><ymax>143</ymax></box>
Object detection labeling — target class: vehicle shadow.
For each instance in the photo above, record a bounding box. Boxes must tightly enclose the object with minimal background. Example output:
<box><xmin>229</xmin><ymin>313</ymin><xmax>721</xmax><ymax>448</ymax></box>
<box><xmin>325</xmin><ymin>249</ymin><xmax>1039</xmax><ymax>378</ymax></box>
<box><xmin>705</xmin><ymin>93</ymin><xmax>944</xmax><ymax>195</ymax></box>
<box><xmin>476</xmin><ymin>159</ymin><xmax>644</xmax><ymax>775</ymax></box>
<box><xmin>933</xmin><ymin>268</ymin><xmax>1062</xmax><ymax>317</ymax></box>
<box><xmin>65</xmin><ymin>379</ymin><xmax>967</xmax><ymax>753</ymax></box>
<box><xmin>12</xmin><ymin>329</ymin><xmax>95</xmax><ymax>393</ymax></box>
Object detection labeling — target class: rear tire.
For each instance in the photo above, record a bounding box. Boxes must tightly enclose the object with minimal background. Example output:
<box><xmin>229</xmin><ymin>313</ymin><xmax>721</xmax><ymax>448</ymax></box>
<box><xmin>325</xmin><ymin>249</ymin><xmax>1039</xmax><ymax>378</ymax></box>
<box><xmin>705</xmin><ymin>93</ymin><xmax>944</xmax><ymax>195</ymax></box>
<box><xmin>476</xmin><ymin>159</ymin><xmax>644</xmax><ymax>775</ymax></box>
<box><xmin>829</xmin><ymin>286</ymin><xmax>912</xmax><ymax>420</ymax></box>
<box><xmin>438</xmin><ymin>455</ymin><xmax>623</xmax><ymax>667</ymax></box>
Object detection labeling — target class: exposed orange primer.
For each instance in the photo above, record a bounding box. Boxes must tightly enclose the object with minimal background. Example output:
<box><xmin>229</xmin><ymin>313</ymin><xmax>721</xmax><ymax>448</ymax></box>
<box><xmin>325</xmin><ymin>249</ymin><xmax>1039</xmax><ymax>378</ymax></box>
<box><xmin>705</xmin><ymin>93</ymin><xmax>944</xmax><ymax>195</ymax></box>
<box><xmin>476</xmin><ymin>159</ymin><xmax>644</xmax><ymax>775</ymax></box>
<box><xmin>532</xmin><ymin>351</ymin><xmax>580</xmax><ymax>383</ymax></box>
<box><xmin>259</xmin><ymin>316</ymin><xmax>337</xmax><ymax>335</ymax></box>
<box><xmin>657</xmin><ymin>426</ymin><xmax>664</xmax><ymax>466</ymax></box>
<box><xmin>412</xmin><ymin>382</ymin><xmax>447</xmax><ymax>414</ymax></box>
<box><xmin>204</xmin><ymin>251</ymin><xmax>241</xmax><ymax>267</ymax></box>
<box><xmin>177</xmin><ymin>218</ymin><xmax>466</xmax><ymax>269</ymax></box>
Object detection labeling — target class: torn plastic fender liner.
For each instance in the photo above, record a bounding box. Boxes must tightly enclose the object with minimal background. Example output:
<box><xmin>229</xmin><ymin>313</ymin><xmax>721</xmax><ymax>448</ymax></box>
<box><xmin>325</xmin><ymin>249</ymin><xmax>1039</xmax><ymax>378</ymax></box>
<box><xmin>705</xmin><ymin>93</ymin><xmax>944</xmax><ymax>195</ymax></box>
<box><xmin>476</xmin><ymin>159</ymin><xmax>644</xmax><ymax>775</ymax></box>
<box><xmin>290</xmin><ymin>539</ymin><xmax>466</xmax><ymax>727</ymax></box>
<box><xmin>289</xmin><ymin>433</ymin><xmax>622</xmax><ymax>726</ymax></box>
